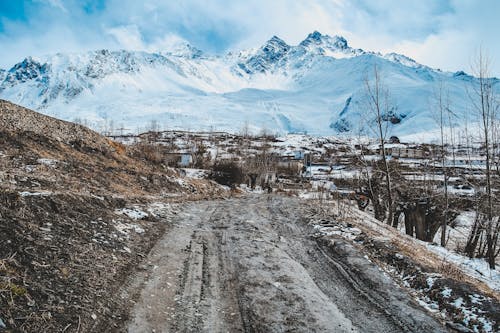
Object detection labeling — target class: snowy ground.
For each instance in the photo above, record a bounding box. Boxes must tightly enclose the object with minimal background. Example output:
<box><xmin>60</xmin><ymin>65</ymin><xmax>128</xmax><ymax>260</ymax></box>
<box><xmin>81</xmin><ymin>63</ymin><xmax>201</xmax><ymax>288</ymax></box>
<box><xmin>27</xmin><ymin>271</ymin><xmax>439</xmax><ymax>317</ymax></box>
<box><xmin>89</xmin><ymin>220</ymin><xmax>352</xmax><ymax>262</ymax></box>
<box><xmin>309</xmin><ymin>196</ymin><xmax>499</xmax><ymax>293</ymax></box>
<box><xmin>306</xmin><ymin>197</ymin><xmax>499</xmax><ymax>332</ymax></box>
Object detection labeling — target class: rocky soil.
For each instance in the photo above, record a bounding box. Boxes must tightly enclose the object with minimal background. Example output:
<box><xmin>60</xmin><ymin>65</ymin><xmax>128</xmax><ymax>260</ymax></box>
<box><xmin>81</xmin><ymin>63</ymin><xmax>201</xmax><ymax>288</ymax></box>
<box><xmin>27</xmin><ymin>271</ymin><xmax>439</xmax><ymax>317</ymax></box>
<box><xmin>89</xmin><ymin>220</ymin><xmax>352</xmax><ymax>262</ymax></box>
<box><xmin>0</xmin><ymin>100</ymin><xmax>225</xmax><ymax>332</ymax></box>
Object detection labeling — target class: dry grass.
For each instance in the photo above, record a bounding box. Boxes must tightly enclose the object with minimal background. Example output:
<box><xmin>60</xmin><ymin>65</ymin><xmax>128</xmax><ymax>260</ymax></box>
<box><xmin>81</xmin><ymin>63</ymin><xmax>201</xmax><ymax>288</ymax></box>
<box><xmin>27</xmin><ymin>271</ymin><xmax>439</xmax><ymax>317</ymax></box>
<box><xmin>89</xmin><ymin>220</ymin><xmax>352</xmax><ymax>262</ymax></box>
<box><xmin>348</xmin><ymin>202</ymin><xmax>500</xmax><ymax>300</ymax></box>
<box><xmin>0</xmin><ymin>100</ymin><xmax>230</xmax><ymax>332</ymax></box>
<box><xmin>306</xmin><ymin>198</ymin><xmax>499</xmax><ymax>301</ymax></box>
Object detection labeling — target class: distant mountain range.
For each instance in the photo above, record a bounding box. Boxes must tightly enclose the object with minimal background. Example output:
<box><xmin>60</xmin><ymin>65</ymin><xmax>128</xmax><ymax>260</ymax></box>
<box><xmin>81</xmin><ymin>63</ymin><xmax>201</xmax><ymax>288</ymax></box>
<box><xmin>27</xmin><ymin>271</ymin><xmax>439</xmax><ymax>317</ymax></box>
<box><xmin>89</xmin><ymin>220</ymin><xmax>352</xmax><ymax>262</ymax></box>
<box><xmin>0</xmin><ymin>31</ymin><xmax>497</xmax><ymax>139</ymax></box>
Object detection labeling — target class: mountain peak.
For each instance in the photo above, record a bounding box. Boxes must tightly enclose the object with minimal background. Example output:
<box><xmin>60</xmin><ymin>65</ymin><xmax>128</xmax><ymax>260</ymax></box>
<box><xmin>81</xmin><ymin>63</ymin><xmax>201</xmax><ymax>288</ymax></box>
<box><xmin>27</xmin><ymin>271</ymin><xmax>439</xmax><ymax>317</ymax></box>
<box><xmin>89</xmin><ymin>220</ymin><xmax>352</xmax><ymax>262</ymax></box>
<box><xmin>300</xmin><ymin>31</ymin><xmax>348</xmax><ymax>50</ymax></box>
<box><xmin>11</xmin><ymin>56</ymin><xmax>42</xmax><ymax>70</ymax></box>
<box><xmin>165</xmin><ymin>42</ymin><xmax>203</xmax><ymax>59</ymax></box>
<box><xmin>261</xmin><ymin>35</ymin><xmax>290</xmax><ymax>58</ymax></box>
<box><xmin>235</xmin><ymin>36</ymin><xmax>291</xmax><ymax>74</ymax></box>
<box><xmin>235</xmin><ymin>35</ymin><xmax>291</xmax><ymax>74</ymax></box>
<box><xmin>263</xmin><ymin>35</ymin><xmax>289</xmax><ymax>50</ymax></box>
<box><xmin>305</xmin><ymin>31</ymin><xmax>323</xmax><ymax>42</ymax></box>
<box><xmin>268</xmin><ymin>35</ymin><xmax>286</xmax><ymax>42</ymax></box>
<box><xmin>4</xmin><ymin>56</ymin><xmax>48</xmax><ymax>86</ymax></box>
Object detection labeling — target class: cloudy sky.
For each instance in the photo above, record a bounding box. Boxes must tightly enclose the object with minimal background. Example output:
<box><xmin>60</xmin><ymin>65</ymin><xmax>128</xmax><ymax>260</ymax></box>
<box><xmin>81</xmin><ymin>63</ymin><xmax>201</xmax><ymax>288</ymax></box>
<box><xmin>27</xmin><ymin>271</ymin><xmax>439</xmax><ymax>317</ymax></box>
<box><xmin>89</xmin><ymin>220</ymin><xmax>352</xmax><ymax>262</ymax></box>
<box><xmin>0</xmin><ymin>0</ymin><xmax>499</xmax><ymax>75</ymax></box>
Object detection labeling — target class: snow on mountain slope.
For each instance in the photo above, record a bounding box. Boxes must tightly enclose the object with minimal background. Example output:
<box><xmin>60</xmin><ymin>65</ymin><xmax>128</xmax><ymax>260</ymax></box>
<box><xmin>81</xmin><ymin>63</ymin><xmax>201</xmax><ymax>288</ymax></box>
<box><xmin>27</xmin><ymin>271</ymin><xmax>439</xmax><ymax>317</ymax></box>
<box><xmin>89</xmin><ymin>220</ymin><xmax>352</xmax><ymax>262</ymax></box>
<box><xmin>0</xmin><ymin>31</ymin><xmax>497</xmax><ymax>139</ymax></box>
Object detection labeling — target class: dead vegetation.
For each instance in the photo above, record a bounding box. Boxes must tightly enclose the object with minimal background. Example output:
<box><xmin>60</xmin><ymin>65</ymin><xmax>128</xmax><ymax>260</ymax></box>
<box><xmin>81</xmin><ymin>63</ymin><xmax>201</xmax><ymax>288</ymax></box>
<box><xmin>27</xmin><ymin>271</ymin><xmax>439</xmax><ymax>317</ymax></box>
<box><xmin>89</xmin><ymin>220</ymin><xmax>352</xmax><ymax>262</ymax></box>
<box><xmin>209</xmin><ymin>161</ymin><xmax>245</xmax><ymax>187</ymax></box>
<box><xmin>0</xmin><ymin>190</ymin><xmax>164</xmax><ymax>332</ymax></box>
<box><xmin>0</xmin><ymin>100</ymin><xmax>226</xmax><ymax>332</ymax></box>
<box><xmin>305</xmin><ymin>199</ymin><xmax>499</xmax><ymax>333</ymax></box>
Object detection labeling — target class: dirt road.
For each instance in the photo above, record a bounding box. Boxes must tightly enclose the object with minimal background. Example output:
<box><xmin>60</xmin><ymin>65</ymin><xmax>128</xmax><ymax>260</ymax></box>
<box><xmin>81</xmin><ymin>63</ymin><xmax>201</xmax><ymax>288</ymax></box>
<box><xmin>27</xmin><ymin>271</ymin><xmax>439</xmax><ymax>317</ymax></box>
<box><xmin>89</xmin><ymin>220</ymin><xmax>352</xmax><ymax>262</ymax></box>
<box><xmin>124</xmin><ymin>195</ymin><xmax>447</xmax><ymax>332</ymax></box>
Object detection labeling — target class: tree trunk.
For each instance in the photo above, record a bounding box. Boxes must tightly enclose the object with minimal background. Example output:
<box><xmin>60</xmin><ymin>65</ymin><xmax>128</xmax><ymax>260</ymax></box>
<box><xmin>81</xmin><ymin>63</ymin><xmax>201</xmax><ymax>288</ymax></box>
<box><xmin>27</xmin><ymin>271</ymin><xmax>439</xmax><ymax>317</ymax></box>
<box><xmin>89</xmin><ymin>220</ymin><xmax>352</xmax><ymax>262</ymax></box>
<box><xmin>392</xmin><ymin>210</ymin><xmax>402</xmax><ymax>228</ymax></box>
<box><xmin>406</xmin><ymin>204</ymin><xmax>427</xmax><ymax>241</ymax></box>
<box><xmin>404</xmin><ymin>200</ymin><xmax>440</xmax><ymax>242</ymax></box>
<box><xmin>404</xmin><ymin>211</ymin><xmax>414</xmax><ymax>237</ymax></box>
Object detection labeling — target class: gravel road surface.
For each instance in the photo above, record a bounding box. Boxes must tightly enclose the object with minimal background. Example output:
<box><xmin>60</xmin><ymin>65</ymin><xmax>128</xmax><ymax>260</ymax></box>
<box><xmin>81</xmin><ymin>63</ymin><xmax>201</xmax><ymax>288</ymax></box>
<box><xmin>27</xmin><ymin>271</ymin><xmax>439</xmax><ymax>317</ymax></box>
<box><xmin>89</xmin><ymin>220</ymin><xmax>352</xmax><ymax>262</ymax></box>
<box><xmin>125</xmin><ymin>195</ymin><xmax>447</xmax><ymax>333</ymax></box>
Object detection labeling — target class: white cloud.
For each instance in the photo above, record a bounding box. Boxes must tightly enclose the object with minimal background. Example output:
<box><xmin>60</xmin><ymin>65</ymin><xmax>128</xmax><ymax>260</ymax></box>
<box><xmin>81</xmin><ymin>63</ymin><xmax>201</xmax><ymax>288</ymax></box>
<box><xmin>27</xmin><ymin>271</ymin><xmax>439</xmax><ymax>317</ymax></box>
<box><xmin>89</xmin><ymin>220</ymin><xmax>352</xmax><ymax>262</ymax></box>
<box><xmin>383</xmin><ymin>0</ymin><xmax>500</xmax><ymax>75</ymax></box>
<box><xmin>33</xmin><ymin>0</ymin><xmax>67</xmax><ymax>12</ymax></box>
<box><xmin>106</xmin><ymin>25</ymin><xmax>145</xmax><ymax>50</ymax></box>
<box><xmin>147</xmin><ymin>34</ymin><xmax>192</xmax><ymax>52</ymax></box>
<box><xmin>0</xmin><ymin>0</ymin><xmax>499</xmax><ymax>76</ymax></box>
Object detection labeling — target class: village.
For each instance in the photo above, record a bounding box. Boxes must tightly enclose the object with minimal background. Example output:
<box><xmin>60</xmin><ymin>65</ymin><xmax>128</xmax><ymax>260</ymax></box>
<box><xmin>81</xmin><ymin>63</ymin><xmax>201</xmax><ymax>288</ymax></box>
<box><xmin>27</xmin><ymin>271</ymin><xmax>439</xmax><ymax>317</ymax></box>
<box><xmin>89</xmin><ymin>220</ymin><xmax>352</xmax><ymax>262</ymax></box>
<box><xmin>106</xmin><ymin>129</ymin><xmax>499</xmax><ymax>250</ymax></box>
<box><xmin>108</xmin><ymin>129</ymin><xmax>491</xmax><ymax>197</ymax></box>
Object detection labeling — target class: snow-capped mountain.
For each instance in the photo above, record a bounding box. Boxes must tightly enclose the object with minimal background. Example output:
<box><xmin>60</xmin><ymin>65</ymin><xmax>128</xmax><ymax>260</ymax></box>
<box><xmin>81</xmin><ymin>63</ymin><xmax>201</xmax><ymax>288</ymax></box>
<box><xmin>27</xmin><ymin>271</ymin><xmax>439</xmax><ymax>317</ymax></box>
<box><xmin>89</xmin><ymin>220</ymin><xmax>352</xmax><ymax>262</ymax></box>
<box><xmin>0</xmin><ymin>31</ymin><xmax>497</xmax><ymax>139</ymax></box>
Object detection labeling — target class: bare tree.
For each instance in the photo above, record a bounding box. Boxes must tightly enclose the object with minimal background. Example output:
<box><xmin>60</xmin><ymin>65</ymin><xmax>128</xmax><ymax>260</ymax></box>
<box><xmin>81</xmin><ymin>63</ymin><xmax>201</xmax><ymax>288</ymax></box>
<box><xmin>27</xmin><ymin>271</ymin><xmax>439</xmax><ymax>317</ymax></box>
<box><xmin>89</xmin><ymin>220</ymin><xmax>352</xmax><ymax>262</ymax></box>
<box><xmin>364</xmin><ymin>65</ymin><xmax>395</xmax><ymax>225</ymax></box>
<box><xmin>149</xmin><ymin>119</ymin><xmax>160</xmax><ymax>133</ymax></box>
<box><xmin>432</xmin><ymin>81</ymin><xmax>451</xmax><ymax>247</ymax></box>
<box><xmin>466</xmin><ymin>49</ymin><xmax>499</xmax><ymax>269</ymax></box>
<box><xmin>241</xmin><ymin>120</ymin><xmax>250</xmax><ymax>138</ymax></box>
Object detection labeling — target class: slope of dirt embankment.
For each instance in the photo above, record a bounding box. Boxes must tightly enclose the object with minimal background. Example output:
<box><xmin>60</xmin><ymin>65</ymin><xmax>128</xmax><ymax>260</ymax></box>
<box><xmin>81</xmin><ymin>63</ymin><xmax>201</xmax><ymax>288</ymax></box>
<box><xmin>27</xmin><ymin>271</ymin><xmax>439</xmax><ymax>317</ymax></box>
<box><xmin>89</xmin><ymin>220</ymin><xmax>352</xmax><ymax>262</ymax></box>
<box><xmin>304</xmin><ymin>200</ymin><xmax>499</xmax><ymax>333</ymax></box>
<box><xmin>0</xmin><ymin>100</ymin><xmax>226</xmax><ymax>332</ymax></box>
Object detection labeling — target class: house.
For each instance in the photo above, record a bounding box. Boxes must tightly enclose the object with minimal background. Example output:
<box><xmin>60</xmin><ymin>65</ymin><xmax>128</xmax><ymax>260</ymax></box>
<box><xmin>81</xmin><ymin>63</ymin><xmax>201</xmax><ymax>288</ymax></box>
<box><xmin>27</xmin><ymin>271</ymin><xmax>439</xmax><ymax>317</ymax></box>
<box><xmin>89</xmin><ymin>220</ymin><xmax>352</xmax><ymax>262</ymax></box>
<box><xmin>179</xmin><ymin>153</ymin><xmax>193</xmax><ymax>167</ymax></box>
<box><xmin>164</xmin><ymin>152</ymin><xmax>194</xmax><ymax>167</ymax></box>
<box><xmin>246</xmin><ymin>170</ymin><xmax>277</xmax><ymax>189</ymax></box>
<box><xmin>280</xmin><ymin>150</ymin><xmax>305</xmax><ymax>160</ymax></box>
<box><xmin>392</xmin><ymin>146</ymin><xmax>426</xmax><ymax>159</ymax></box>
<box><xmin>293</xmin><ymin>150</ymin><xmax>305</xmax><ymax>160</ymax></box>
<box><xmin>368</xmin><ymin>143</ymin><xmax>429</xmax><ymax>159</ymax></box>
<box><xmin>277</xmin><ymin>160</ymin><xmax>304</xmax><ymax>174</ymax></box>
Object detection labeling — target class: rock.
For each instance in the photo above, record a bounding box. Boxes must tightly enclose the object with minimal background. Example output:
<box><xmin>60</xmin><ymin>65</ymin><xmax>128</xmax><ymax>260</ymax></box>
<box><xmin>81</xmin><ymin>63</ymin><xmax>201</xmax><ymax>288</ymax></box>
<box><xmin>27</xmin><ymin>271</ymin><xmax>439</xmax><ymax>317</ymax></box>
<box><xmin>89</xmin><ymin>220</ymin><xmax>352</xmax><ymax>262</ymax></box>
<box><xmin>445</xmin><ymin>322</ymin><xmax>473</xmax><ymax>333</ymax></box>
<box><xmin>0</xmin><ymin>317</ymin><xmax>6</xmax><ymax>329</ymax></box>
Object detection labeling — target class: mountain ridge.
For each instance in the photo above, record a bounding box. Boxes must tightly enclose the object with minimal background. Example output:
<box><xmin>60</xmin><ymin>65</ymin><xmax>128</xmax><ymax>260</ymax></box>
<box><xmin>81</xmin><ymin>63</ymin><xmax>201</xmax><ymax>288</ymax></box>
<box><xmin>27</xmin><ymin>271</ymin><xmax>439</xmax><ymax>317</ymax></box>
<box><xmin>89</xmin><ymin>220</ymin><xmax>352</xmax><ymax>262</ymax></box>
<box><xmin>0</xmin><ymin>31</ymin><xmax>497</xmax><ymax>139</ymax></box>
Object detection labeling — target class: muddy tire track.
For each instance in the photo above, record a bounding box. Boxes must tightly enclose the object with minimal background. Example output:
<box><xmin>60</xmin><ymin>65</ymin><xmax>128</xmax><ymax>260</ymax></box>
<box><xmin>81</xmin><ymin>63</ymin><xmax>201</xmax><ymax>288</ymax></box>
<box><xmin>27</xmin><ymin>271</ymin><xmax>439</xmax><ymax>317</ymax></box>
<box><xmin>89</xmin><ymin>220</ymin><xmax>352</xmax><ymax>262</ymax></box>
<box><xmin>125</xmin><ymin>196</ymin><xmax>448</xmax><ymax>333</ymax></box>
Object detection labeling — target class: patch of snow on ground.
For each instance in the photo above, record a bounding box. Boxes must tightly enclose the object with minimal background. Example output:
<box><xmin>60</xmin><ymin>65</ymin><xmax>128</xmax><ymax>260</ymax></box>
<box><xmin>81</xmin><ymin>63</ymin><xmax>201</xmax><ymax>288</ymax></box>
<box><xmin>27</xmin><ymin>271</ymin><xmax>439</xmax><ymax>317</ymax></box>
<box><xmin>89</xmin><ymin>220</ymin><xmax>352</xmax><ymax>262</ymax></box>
<box><xmin>19</xmin><ymin>191</ymin><xmax>52</xmax><ymax>197</ymax></box>
<box><xmin>114</xmin><ymin>221</ymin><xmax>145</xmax><ymax>235</ymax></box>
<box><xmin>449</xmin><ymin>297</ymin><xmax>495</xmax><ymax>333</ymax></box>
<box><xmin>415</xmin><ymin>274</ymin><xmax>495</xmax><ymax>332</ymax></box>
<box><xmin>116</xmin><ymin>208</ymin><xmax>149</xmax><ymax>220</ymax></box>
<box><xmin>298</xmin><ymin>191</ymin><xmax>328</xmax><ymax>199</ymax></box>
<box><xmin>181</xmin><ymin>168</ymin><xmax>208</xmax><ymax>179</ymax></box>
<box><xmin>468</xmin><ymin>294</ymin><xmax>484</xmax><ymax>305</ymax></box>
<box><xmin>146</xmin><ymin>202</ymin><xmax>177</xmax><ymax>219</ymax></box>
<box><xmin>426</xmin><ymin>243</ymin><xmax>500</xmax><ymax>291</ymax></box>
<box><xmin>432</xmin><ymin>211</ymin><xmax>475</xmax><ymax>255</ymax></box>
<box><xmin>416</xmin><ymin>299</ymin><xmax>440</xmax><ymax>313</ymax></box>
<box><xmin>37</xmin><ymin>158</ymin><xmax>58</xmax><ymax>167</ymax></box>
<box><xmin>313</xmin><ymin>224</ymin><xmax>362</xmax><ymax>240</ymax></box>
<box><xmin>238</xmin><ymin>184</ymin><xmax>266</xmax><ymax>194</ymax></box>
<box><xmin>168</xmin><ymin>176</ymin><xmax>187</xmax><ymax>187</ymax></box>
<box><xmin>426</xmin><ymin>275</ymin><xmax>438</xmax><ymax>289</ymax></box>
<box><xmin>441</xmin><ymin>287</ymin><xmax>452</xmax><ymax>297</ymax></box>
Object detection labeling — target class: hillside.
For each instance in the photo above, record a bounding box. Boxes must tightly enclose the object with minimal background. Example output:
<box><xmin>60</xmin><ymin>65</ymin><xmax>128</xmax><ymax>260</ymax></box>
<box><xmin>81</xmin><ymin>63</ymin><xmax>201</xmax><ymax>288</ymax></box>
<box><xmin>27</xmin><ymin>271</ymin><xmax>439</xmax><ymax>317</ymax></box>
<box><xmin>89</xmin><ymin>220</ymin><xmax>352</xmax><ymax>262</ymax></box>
<box><xmin>1</xmin><ymin>32</ymin><xmax>498</xmax><ymax>140</ymax></box>
<box><xmin>0</xmin><ymin>100</ymin><xmax>225</xmax><ymax>331</ymax></box>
